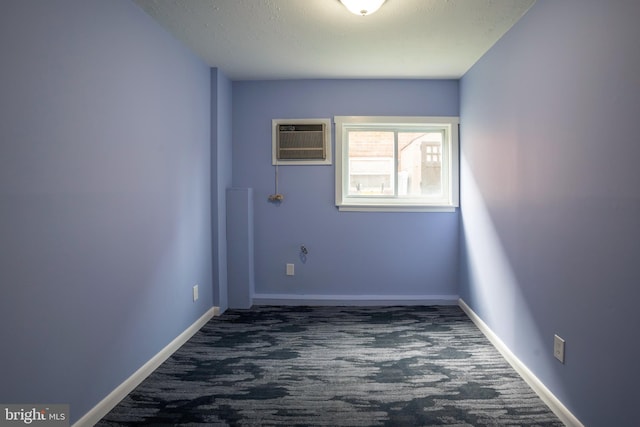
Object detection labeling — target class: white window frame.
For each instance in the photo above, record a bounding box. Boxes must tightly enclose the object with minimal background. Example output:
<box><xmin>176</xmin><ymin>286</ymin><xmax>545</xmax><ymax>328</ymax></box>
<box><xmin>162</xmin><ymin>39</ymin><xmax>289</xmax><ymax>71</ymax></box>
<box><xmin>335</xmin><ymin>116</ymin><xmax>459</xmax><ymax>212</ymax></box>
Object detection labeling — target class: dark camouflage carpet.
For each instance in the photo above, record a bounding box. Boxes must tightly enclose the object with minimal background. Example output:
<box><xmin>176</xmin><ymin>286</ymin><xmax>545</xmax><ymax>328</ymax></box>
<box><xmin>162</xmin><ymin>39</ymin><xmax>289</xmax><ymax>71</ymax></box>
<box><xmin>97</xmin><ymin>305</ymin><xmax>562</xmax><ymax>426</ymax></box>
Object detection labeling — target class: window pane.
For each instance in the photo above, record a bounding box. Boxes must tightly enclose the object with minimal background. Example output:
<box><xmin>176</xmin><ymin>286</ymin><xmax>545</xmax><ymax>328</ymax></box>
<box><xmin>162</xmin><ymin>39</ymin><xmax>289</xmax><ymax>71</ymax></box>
<box><xmin>347</xmin><ymin>131</ymin><xmax>394</xmax><ymax>195</ymax></box>
<box><xmin>398</xmin><ymin>132</ymin><xmax>443</xmax><ymax>197</ymax></box>
<box><xmin>335</xmin><ymin>116</ymin><xmax>459</xmax><ymax>211</ymax></box>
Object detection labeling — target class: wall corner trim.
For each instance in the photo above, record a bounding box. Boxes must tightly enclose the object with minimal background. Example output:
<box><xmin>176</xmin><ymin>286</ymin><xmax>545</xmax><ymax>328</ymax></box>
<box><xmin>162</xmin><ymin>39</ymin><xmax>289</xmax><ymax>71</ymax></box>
<box><xmin>72</xmin><ymin>306</ymin><xmax>219</xmax><ymax>427</ymax></box>
<box><xmin>458</xmin><ymin>299</ymin><xmax>584</xmax><ymax>427</ymax></box>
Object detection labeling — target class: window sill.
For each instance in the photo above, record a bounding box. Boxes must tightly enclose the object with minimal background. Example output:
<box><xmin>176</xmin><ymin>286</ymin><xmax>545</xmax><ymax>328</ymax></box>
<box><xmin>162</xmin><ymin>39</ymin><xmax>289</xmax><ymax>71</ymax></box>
<box><xmin>337</xmin><ymin>204</ymin><xmax>457</xmax><ymax>213</ymax></box>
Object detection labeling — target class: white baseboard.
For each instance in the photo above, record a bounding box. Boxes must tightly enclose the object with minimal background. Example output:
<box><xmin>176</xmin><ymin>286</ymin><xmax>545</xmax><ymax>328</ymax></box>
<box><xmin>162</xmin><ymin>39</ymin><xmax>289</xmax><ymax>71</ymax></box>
<box><xmin>72</xmin><ymin>306</ymin><xmax>219</xmax><ymax>427</ymax></box>
<box><xmin>252</xmin><ymin>293</ymin><xmax>459</xmax><ymax>306</ymax></box>
<box><xmin>458</xmin><ymin>299</ymin><xmax>583</xmax><ymax>427</ymax></box>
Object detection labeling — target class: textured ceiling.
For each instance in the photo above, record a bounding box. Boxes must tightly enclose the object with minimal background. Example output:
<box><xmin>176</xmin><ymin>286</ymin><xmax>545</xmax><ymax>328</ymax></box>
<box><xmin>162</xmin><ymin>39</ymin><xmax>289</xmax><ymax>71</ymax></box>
<box><xmin>133</xmin><ymin>0</ymin><xmax>536</xmax><ymax>80</ymax></box>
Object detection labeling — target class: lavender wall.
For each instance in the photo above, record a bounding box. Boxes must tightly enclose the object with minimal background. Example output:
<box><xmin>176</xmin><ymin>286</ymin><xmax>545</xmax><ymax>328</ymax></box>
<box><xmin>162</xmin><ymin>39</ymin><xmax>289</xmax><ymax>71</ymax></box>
<box><xmin>0</xmin><ymin>0</ymin><xmax>212</xmax><ymax>423</ymax></box>
<box><xmin>459</xmin><ymin>1</ymin><xmax>640</xmax><ymax>425</ymax></box>
<box><xmin>232</xmin><ymin>80</ymin><xmax>459</xmax><ymax>303</ymax></box>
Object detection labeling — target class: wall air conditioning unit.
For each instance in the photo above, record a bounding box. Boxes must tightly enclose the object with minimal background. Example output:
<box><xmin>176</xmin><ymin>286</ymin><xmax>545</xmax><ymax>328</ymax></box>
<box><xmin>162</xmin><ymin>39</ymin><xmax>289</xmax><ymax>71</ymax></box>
<box><xmin>272</xmin><ymin>118</ymin><xmax>332</xmax><ymax>165</ymax></box>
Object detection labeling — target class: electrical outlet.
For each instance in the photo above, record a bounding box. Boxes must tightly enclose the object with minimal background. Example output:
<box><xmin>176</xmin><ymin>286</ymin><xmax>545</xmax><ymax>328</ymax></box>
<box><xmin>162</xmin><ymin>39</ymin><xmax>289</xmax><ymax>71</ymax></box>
<box><xmin>554</xmin><ymin>334</ymin><xmax>565</xmax><ymax>363</ymax></box>
<box><xmin>193</xmin><ymin>284</ymin><xmax>199</xmax><ymax>302</ymax></box>
<box><xmin>286</xmin><ymin>264</ymin><xmax>295</xmax><ymax>276</ymax></box>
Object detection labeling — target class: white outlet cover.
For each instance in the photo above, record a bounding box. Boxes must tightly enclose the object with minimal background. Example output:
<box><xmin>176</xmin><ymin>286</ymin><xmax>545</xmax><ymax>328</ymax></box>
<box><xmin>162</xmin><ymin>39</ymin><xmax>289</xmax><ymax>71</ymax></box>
<box><xmin>193</xmin><ymin>284</ymin><xmax>199</xmax><ymax>302</ymax></box>
<box><xmin>286</xmin><ymin>264</ymin><xmax>295</xmax><ymax>276</ymax></box>
<box><xmin>554</xmin><ymin>334</ymin><xmax>565</xmax><ymax>363</ymax></box>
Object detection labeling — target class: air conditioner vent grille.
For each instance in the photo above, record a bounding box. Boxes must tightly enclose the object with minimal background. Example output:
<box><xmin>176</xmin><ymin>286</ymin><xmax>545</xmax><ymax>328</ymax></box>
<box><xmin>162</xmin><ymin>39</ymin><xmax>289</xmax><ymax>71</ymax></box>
<box><xmin>279</xmin><ymin>149</ymin><xmax>325</xmax><ymax>160</ymax></box>
<box><xmin>278</xmin><ymin>126</ymin><xmax>325</xmax><ymax>160</ymax></box>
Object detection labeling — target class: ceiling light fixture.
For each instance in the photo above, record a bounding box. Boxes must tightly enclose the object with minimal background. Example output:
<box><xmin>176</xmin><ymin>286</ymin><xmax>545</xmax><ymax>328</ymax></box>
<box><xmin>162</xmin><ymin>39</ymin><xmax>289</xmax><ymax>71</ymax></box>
<box><xmin>340</xmin><ymin>0</ymin><xmax>386</xmax><ymax>16</ymax></box>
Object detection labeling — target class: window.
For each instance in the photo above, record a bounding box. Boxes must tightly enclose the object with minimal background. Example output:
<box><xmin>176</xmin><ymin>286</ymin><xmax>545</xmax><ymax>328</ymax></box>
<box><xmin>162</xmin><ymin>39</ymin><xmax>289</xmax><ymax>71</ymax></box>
<box><xmin>335</xmin><ymin>116</ymin><xmax>459</xmax><ymax>212</ymax></box>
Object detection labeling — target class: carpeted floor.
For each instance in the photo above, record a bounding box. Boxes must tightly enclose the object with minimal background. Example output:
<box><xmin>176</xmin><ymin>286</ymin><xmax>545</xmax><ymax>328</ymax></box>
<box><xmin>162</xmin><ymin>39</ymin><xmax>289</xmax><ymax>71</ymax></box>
<box><xmin>97</xmin><ymin>305</ymin><xmax>563</xmax><ymax>426</ymax></box>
